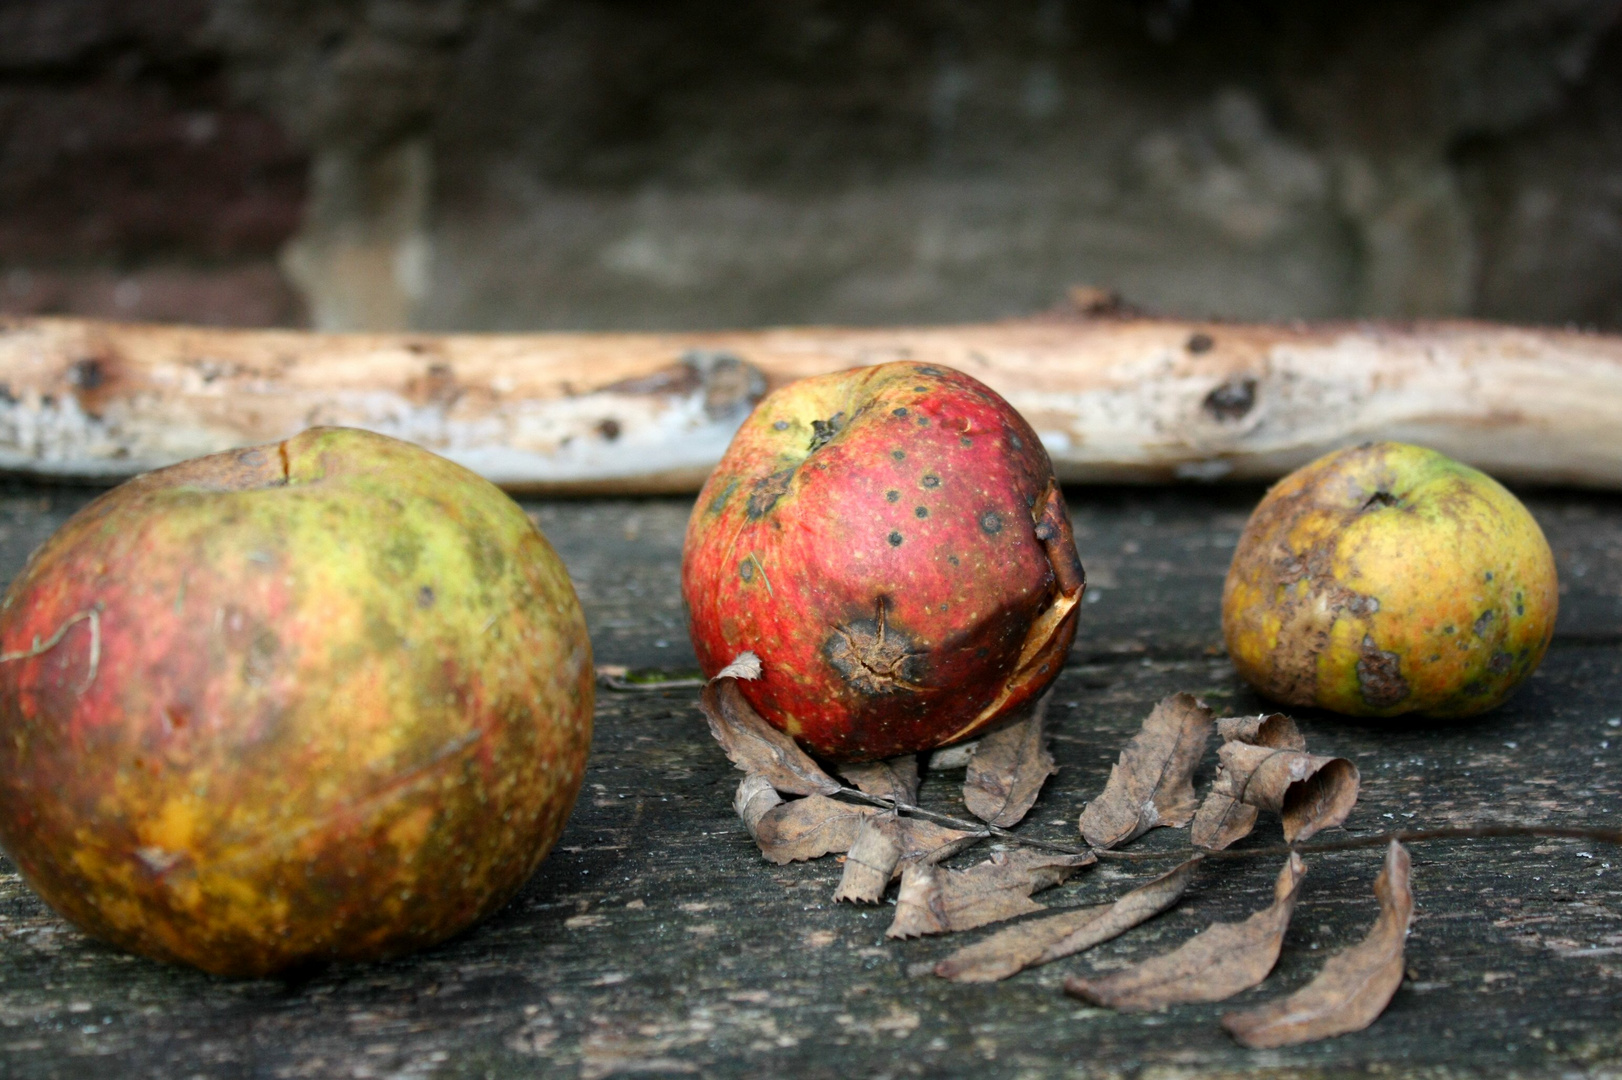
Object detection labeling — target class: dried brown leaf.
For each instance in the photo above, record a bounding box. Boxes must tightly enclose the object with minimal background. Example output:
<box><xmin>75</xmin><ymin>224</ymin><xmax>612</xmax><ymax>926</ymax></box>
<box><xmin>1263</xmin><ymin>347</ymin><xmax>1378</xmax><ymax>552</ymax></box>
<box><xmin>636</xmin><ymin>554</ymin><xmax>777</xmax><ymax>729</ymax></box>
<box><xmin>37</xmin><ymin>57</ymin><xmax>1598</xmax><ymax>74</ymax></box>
<box><xmin>1190</xmin><ymin>791</ymin><xmax>1261</xmax><ymax>851</ymax></box>
<box><xmin>934</xmin><ymin>856</ymin><xmax>1202</xmax><ymax>982</ymax></box>
<box><xmin>930</xmin><ymin>741</ymin><xmax>978</xmax><ymax>771</ymax></box>
<box><xmin>834</xmin><ymin>811</ymin><xmax>982</xmax><ymax>904</ymax></box>
<box><xmin>892</xmin><ymin>816</ymin><xmax>981</xmax><ymax>867</ymax></box>
<box><xmin>1193</xmin><ymin>713</ymin><xmax>1307</xmax><ymax>850</ymax></box>
<box><xmin>701</xmin><ymin>678</ymin><xmax>840</xmax><ymax>797</ymax></box>
<box><xmin>1214</xmin><ymin>742</ymin><xmax>1361</xmax><ymax>844</ymax></box>
<box><xmin>964</xmin><ymin>694</ymin><xmax>1059</xmax><ymax>827</ymax></box>
<box><xmin>887</xmin><ymin>848</ymin><xmax>1095</xmax><ymax>939</ymax></box>
<box><xmin>1064</xmin><ymin>853</ymin><xmax>1307</xmax><ymax>1010</ymax></box>
<box><xmin>1222</xmin><ymin>841</ymin><xmax>1413</xmax><ymax>1048</ymax></box>
<box><xmin>839</xmin><ymin>755</ymin><xmax>921</xmax><ymax>806</ymax></box>
<box><xmin>1216</xmin><ymin>713</ymin><xmax>1306</xmax><ymax>751</ymax></box>
<box><xmin>1079</xmin><ymin>693</ymin><xmax>1213</xmax><ymax>849</ymax></box>
<box><xmin>739</xmin><ymin>781</ymin><xmax>877</xmax><ymax>865</ymax></box>
<box><xmin>734</xmin><ymin>773</ymin><xmax>783</xmax><ymax>832</ymax></box>
<box><xmin>834</xmin><ymin>815</ymin><xmax>906</xmax><ymax>902</ymax></box>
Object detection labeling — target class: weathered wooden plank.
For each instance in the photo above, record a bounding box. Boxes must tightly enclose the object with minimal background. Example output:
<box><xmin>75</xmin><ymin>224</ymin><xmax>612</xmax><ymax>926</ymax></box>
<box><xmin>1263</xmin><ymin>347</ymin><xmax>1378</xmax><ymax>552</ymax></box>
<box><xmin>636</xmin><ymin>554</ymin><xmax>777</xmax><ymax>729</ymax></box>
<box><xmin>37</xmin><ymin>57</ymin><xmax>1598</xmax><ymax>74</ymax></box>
<box><xmin>5</xmin><ymin>315</ymin><xmax>1622</xmax><ymax>491</ymax></box>
<box><xmin>0</xmin><ymin>482</ymin><xmax>1617</xmax><ymax>1078</ymax></box>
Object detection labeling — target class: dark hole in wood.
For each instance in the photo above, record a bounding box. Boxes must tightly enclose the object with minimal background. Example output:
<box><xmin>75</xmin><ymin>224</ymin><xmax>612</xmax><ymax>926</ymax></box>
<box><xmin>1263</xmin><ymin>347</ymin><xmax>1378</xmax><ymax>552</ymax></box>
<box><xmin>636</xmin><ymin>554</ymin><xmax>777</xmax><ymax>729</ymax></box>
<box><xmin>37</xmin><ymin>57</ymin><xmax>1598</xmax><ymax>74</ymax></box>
<box><xmin>1202</xmin><ymin>377</ymin><xmax>1256</xmax><ymax>421</ymax></box>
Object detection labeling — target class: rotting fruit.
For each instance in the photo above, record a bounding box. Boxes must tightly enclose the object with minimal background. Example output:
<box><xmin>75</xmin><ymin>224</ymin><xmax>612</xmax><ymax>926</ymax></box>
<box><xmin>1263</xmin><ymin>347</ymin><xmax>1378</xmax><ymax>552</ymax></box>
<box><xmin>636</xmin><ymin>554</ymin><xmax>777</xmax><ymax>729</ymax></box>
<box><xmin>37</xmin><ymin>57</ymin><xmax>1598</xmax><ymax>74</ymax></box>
<box><xmin>682</xmin><ymin>361</ymin><xmax>1086</xmax><ymax>762</ymax></box>
<box><xmin>0</xmin><ymin>428</ymin><xmax>593</xmax><ymax>976</ymax></box>
<box><xmin>1222</xmin><ymin>441</ymin><xmax>1558</xmax><ymax>718</ymax></box>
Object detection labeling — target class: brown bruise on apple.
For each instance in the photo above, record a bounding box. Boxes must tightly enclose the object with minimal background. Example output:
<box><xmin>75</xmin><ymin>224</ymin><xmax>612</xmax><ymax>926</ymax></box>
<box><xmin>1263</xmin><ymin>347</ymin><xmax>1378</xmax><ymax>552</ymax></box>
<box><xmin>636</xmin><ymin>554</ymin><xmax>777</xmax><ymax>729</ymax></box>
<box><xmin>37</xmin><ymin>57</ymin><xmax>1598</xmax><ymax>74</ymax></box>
<box><xmin>1222</xmin><ymin>441</ymin><xmax>1558</xmax><ymax>718</ymax></box>
<box><xmin>0</xmin><ymin>428</ymin><xmax>594</xmax><ymax>975</ymax></box>
<box><xmin>683</xmin><ymin>362</ymin><xmax>1085</xmax><ymax>762</ymax></box>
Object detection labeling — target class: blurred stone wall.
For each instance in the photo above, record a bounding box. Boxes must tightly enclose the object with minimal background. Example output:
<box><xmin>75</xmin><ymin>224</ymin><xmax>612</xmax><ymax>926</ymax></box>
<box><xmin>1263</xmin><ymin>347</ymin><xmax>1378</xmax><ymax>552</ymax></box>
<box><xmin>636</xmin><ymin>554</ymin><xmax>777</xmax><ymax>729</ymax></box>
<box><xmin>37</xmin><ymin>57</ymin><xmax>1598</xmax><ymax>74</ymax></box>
<box><xmin>3</xmin><ymin>0</ymin><xmax>1621</xmax><ymax>331</ymax></box>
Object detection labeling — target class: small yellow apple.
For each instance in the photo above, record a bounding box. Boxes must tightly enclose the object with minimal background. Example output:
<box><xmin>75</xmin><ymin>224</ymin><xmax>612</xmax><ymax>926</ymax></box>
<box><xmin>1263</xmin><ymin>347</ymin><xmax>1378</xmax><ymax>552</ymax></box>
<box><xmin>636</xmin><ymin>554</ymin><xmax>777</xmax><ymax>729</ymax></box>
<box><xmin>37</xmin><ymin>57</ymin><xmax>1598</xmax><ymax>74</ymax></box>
<box><xmin>1222</xmin><ymin>442</ymin><xmax>1557</xmax><ymax>717</ymax></box>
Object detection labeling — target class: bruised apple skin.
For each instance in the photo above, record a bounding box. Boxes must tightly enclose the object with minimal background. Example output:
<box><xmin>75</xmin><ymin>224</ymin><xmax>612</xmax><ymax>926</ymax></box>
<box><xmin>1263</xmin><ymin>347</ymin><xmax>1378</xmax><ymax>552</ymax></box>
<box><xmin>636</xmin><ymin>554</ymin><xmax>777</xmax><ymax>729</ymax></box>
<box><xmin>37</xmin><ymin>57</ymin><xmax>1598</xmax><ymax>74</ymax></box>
<box><xmin>0</xmin><ymin>428</ymin><xmax>593</xmax><ymax>976</ymax></box>
<box><xmin>683</xmin><ymin>361</ymin><xmax>1086</xmax><ymax>762</ymax></box>
<box><xmin>1223</xmin><ymin>441</ymin><xmax>1558</xmax><ymax>718</ymax></box>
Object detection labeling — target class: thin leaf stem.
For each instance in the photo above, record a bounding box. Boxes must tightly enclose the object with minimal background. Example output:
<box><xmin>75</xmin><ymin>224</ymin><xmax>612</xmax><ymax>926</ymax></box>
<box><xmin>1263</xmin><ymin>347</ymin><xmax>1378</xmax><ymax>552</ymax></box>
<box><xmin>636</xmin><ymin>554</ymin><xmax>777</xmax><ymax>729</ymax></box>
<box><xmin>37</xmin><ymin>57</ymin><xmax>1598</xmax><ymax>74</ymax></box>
<box><xmin>833</xmin><ymin>786</ymin><xmax>1085</xmax><ymax>855</ymax></box>
<box><xmin>831</xmin><ymin>784</ymin><xmax>1622</xmax><ymax>862</ymax></box>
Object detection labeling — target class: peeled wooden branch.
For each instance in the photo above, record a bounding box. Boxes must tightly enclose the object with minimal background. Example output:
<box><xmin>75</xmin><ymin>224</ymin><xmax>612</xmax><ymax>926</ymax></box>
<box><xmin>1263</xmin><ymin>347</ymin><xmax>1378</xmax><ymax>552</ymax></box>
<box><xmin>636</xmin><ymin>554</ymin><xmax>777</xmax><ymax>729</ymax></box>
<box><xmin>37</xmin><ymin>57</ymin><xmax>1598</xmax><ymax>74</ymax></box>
<box><xmin>2</xmin><ymin>315</ymin><xmax>1620</xmax><ymax>492</ymax></box>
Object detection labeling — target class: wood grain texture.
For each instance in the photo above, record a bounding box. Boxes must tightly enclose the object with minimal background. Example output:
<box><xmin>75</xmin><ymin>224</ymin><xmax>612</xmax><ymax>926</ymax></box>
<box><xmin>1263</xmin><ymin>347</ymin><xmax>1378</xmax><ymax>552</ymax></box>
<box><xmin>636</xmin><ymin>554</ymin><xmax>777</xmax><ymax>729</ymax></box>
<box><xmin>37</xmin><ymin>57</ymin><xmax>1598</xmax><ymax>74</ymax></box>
<box><xmin>0</xmin><ymin>483</ymin><xmax>1619</xmax><ymax>1076</ymax></box>
<box><xmin>3</xmin><ymin>315</ymin><xmax>1622</xmax><ymax>490</ymax></box>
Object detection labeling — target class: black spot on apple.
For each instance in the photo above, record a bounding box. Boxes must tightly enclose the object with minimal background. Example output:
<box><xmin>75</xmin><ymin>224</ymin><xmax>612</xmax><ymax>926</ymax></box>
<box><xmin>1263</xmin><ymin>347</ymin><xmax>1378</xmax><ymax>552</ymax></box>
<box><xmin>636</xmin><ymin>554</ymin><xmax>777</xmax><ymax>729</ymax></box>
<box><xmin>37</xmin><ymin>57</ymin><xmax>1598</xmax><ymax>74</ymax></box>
<box><xmin>746</xmin><ymin>468</ymin><xmax>795</xmax><ymax>519</ymax></box>
<box><xmin>892</xmin><ymin>407</ymin><xmax>909</xmax><ymax>418</ymax></box>
<box><xmin>959</xmin><ymin>437</ymin><xmax>973</xmax><ymax>448</ymax></box>
<box><xmin>706</xmin><ymin>477</ymin><xmax>739</xmax><ymax>515</ymax></box>
<box><xmin>980</xmin><ymin>511</ymin><xmax>1003</xmax><ymax>535</ymax></box>
<box><xmin>416</xmin><ymin>585</ymin><xmax>435</xmax><ymax>609</ymax></box>
<box><xmin>918</xmin><ymin>366</ymin><xmax>945</xmax><ymax>376</ymax></box>
<box><xmin>1489</xmin><ymin>651</ymin><xmax>1513</xmax><ymax>674</ymax></box>
<box><xmin>773</xmin><ymin>420</ymin><xmax>789</xmax><ymax>431</ymax></box>
<box><xmin>888</xmin><ymin>531</ymin><xmax>903</xmax><ymax>546</ymax></box>
<box><xmin>1186</xmin><ymin>332</ymin><xmax>1215</xmax><ymax>354</ymax></box>
<box><xmin>740</xmin><ymin>559</ymin><xmax>755</xmax><ymax>582</ymax></box>
<box><xmin>914</xmin><ymin>506</ymin><xmax>929</xmax><ymax>519</ymax></box>
<box><xmin>892</xmin><ymin>450</ymin><xmax>906</xmax><ymax>461</ymax></box>
<box><xmin>1474</xmin><ymin>610</ymin><xmax>1496</xmax><ymax>637</ymax></box>
<box><xmin>885</xmin><ymin>489</ymin><xmax>900</xmax><ymax>503</ymax></box>
<box><xmin>921</xmin><ymin>474</ymin><xmax>941</xmax><ymax>488</ymax></box>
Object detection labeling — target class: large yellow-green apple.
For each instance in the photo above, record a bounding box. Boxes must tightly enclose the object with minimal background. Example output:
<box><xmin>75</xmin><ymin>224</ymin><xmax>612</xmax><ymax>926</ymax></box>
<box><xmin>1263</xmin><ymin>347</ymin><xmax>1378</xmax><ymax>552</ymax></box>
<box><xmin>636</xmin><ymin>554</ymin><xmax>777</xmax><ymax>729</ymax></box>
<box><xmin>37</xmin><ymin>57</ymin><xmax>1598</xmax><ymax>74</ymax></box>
<box><xmin>0</xmin><ymin>428</ymin><xmax>593</xmax><ymax>976</ymax></box>
<box><xmin>1223</xmin><ymin>441</ymin><xmax>1557</xmax><ymax>717</ymax></box>
<box><xmin>683</xmin><ymin>361</ymin><xmax>1086</xmax><ymax>762</ymax></box>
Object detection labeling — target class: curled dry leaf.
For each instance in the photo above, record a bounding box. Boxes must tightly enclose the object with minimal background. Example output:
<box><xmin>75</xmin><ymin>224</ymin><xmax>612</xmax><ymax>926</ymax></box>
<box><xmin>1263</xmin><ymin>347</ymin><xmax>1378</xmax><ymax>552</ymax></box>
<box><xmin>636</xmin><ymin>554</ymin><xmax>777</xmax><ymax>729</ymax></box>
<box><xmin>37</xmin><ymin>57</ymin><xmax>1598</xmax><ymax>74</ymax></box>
<box><xmin>734</xmin><ymin>776</ymin><xmax>877</xmax><ymax>865</ymax></box>
<box><xmin>1079</xmin><ymin>693</ymin><xmax>1213</xmax><ymax>849</ymax></box>
<box><xmin>1213</xmin><ymin>742</ymin><xmax>1361</xmax><ymax>844</ymax></box>
<box><xmin>934</xmin><ymin>856</ymin><xmax>1202</xmax><ymax>983</ymax></box>
<box><xmin>834</xmin><ymin>815</ymin><xmax>906</xmax><ymax>903</ymax></box>
<box><xmin>887</xmin><ymin>849</ymin><xmax>1095</xmax><ymax>939</ymax></box>
<box><xmin>1222</xmin><ymin>841</ymin><xmax>1413</xmax><ymax>1049</ymax></box>
<box><xmin>1193</xmin><ymin>713</ymin><xmax>1307</xmax><ymax>851</ymax></box>
<box><xmin>833</xmin><ymin>814</ymin><xmax>980</xmax><ymax>903</ymax></box>
<box><xmin>701</xmin><ymin>678</ymin><xmax>841</xmax><ymax>797</ymax></box>
<box><xmin>964</xmin><ymin>693</ymin><xmax>1059</xmax><ymax>828</ymax></box>
<box><xmin>839</xmin><ymin>755</ymin><xmax>921</xmax><ymax>806</ymax></box>
<box><xmin>1064</xmin><ymin>853</ymin><xmax>1307</xmax><ymax>1011</ymax></box>
<box><xmin>715</xmin><ymin>651</ymin><xmax>764</xmax><ymax>680</ymax></box>
<box><xmin>1217</xmin><ymin>713</ymin><xmax>1306</xmax><ymax>750</ymax></box>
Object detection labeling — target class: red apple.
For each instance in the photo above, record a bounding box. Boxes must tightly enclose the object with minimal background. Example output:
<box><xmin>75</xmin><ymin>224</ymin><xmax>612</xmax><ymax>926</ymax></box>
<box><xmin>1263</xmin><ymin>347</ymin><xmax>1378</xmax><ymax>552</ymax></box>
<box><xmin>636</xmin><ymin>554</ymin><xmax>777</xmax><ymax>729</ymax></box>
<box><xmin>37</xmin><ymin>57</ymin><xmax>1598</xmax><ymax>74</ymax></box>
<box><xmin>0</xmin><ymin>428</ymin><xmax>593</xmax><ymax>976</ymax></box>
<box><xmin>682</xmin><ymin>362</ymin><xmax>1085</xmax><ymax>762</ymax></box>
